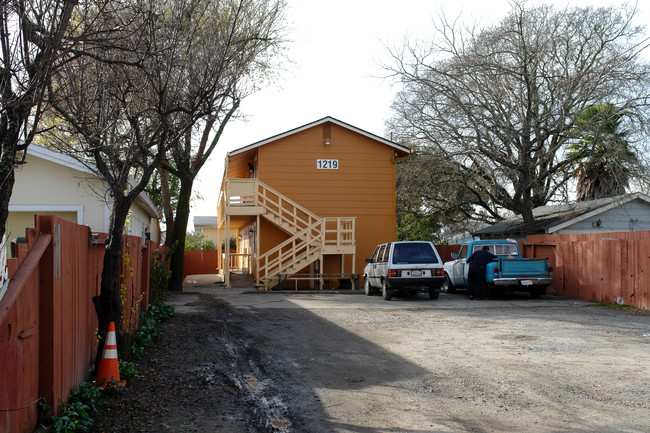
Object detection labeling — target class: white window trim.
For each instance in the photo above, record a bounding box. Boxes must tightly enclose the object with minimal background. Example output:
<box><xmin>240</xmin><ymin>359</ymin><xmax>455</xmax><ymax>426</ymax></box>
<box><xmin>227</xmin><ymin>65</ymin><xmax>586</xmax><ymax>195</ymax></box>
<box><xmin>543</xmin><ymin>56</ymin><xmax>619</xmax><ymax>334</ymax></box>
<box><xmin>9</xmin><ymin>205</ymin><xmax>84</xmax><ymax>225</ymax></box>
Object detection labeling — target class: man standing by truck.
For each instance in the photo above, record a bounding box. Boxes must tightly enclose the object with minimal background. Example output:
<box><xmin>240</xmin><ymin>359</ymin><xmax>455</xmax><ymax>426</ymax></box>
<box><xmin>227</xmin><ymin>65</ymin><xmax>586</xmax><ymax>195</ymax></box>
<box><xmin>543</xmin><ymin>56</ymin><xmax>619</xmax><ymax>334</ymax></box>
<box><xmin>466</xmin><ymin>246</ymin><xmax>497</xmax><ymax>299</ymax></box>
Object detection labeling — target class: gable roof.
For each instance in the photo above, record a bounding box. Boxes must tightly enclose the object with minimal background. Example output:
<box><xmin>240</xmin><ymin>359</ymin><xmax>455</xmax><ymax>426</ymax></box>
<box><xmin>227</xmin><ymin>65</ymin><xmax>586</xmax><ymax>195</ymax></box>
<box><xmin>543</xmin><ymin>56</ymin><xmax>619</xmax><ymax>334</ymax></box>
<box><xmin>194</xmin><ymin>216</ymin><xmax>219</xmax><ymax>227</ymax></box>
<box><xmin>28</xmin><ymin>143</ymin><xmax>96</xmax><ymax>175</ymax></box>
<box><xmin>26</xmin><ymin>144</ymin><xmax>161</xmax><ymax>219</ymax></box>
<box><xmin>227</xmin><ymin>116</ymin><xmax>411</xmax><ymax>158</ymax></box>
<box><xmin>473</xmin><ymin>192</ymin><xmax>650</xmax><ymax>237</ymax></box>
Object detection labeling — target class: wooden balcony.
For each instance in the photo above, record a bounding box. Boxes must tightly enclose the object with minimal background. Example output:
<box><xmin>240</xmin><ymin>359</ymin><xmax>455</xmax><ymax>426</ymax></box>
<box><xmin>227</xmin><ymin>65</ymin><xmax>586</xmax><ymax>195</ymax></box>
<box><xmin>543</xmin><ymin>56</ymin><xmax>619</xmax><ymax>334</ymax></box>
<box><xmin>219</xmin><ymin>179</ymin><xmax>264</xmax><ymax>218</ymax></box>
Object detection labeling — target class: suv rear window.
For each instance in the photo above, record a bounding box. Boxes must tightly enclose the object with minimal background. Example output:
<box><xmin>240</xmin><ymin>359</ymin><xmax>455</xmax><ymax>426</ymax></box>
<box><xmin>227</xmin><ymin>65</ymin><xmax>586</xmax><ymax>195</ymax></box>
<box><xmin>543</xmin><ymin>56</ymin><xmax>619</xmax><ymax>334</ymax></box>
<box><xmin>391</xmin><ymin>243</ymin><xmax>439</xmax><ymax>265</ymax></box>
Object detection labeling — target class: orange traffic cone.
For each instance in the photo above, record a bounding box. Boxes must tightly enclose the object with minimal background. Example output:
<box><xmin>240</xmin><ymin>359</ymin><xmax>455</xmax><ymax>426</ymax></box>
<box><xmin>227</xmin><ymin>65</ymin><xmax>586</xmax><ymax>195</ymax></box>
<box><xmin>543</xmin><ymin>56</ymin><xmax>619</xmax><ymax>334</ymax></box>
<box><xmin>96</xmin><ymin>321</ymin><xmax>126</xmax><ymax>388</ymax></box>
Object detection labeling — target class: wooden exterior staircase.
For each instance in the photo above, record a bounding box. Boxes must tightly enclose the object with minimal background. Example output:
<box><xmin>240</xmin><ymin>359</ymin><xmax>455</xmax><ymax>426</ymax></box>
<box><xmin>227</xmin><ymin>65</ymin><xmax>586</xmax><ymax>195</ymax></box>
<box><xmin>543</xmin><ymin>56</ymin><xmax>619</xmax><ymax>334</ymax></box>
<box><xmin>218</xmin><ymin>179</ymin><xmax>356</xmax><ymax>290</ymax></box>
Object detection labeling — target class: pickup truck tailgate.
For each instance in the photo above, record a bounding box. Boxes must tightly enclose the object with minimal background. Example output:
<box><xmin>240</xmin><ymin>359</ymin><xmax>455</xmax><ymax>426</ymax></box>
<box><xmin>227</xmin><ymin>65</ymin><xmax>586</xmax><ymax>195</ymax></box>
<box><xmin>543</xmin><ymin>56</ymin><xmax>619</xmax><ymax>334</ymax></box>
<box><xmin>498</xmin><ymin>258</ymin><xmax>548</xmax><ymax>277</ymax></box>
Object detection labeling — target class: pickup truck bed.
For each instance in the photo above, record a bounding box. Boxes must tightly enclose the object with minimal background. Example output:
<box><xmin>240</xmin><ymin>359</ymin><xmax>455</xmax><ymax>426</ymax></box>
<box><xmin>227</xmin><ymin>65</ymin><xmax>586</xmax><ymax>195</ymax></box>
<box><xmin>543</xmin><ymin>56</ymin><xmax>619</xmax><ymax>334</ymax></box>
<box><xmin>443</xmin><ymin>240</ymin><xmax>552</xmax><ymax>299</ymax></box>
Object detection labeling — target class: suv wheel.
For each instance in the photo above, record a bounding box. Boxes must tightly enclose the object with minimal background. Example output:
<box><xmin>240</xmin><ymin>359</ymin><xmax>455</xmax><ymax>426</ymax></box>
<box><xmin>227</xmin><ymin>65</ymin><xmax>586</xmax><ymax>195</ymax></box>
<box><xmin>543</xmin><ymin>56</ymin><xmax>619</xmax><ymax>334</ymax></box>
<box><xmin>364</xmin><ymin>278</ymin><xmax>375</xmax><ymax>296</ymax></box>
<box><xmin>381</xmin><ymin>280</ymin><xmax>393</xmax><ymax>301</ymax></box>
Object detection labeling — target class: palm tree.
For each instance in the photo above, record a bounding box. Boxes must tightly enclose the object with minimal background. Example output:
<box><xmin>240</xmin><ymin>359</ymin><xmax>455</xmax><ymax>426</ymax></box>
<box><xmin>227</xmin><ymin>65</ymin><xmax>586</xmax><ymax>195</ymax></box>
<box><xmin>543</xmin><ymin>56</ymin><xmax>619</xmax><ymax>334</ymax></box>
<box><xmin>567</xmin><ymin>104</ymin><xmax>637</xmax><ymax>201</ymax></box>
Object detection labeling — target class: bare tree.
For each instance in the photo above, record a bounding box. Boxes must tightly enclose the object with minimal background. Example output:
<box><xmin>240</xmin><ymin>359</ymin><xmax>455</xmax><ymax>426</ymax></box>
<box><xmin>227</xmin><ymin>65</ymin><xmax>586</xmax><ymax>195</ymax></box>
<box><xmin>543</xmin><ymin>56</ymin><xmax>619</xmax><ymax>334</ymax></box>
<box><xmin>387</xmin><ymin>2</ymin><xmax>650</xmax><ymax>234</ymax></box>
<box><xmin>0</xmin><ymin>0</ymin><xmax>77</xmax><ymax>239</ymax></box>
<box><xmin>156</xmin><ymin>0</ymin><xmax>286</xmax><ymax>292</ymax></box>
<box><xmin>47</xmin><ymin>0</ymin><xmax>203</xmax><ymax>369</ymax></box>
<box><xmin>396</xmin><ymin>151</ymin><xmax>484</xmax><ymax>242</ymax></box>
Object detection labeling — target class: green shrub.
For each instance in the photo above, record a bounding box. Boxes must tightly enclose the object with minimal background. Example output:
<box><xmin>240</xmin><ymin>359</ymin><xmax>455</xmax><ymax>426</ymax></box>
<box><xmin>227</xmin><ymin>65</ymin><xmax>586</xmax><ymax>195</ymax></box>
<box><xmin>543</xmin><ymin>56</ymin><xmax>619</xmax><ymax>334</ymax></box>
<box><xmin>48</xmin><ymin>382</ymin><xmax>102</xmax><ymax>432</ymax></box>
<box><xmin>50</xmin><ymin>401</ymin><xmax>93</xmax><ymax>432</ymax></box>
<box><xmin>68</xmin><ymin>382</ymin><xmax>102</xmax><ymax>413</ymax></box>
<box><xmin>130</xmin><ymin>302</ymin><xmax>175</xmax><ymax>359</ymax></box>
<box><xmin>185</xmin><ymin>231</ymin><xmax>216</xmax><ymax>250</ymax></box>
<box><xmin>119</xmin><ymin>360</ymin><xmax>137</xmax><ymax>383</ymax></box>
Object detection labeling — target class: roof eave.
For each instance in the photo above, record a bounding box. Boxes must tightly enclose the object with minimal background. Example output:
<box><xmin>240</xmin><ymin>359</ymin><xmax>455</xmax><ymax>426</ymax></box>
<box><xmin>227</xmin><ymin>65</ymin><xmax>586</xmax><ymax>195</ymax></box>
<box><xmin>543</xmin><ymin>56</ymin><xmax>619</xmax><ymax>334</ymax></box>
<box><xmin>227</xmin><ymin>116</ymin><xmax>411</xmax><ymax>157</ymax></box>
<box><xmin>546</xmin><ymin>193</ymin><xmax>649</xmax><ymax>233</ymax></box>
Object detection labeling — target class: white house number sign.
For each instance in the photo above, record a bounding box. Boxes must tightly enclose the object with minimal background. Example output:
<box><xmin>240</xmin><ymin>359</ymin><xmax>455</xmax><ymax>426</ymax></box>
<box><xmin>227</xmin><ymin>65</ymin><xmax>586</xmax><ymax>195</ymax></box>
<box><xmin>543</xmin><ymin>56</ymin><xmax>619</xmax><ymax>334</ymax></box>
<box><xmin>317</xmin><ymin>159</ymin><xmax>338</xmax><ymax>170</ymax></box>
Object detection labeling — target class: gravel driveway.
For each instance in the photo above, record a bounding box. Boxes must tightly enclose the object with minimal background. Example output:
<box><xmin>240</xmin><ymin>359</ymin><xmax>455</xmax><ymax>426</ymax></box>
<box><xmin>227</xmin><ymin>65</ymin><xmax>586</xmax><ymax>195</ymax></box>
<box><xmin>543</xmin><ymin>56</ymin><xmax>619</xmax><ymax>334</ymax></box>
<box><xmin>92</xmin><ymin>287</ymin><xmax>650</xmax><ymax>433</ymax></box>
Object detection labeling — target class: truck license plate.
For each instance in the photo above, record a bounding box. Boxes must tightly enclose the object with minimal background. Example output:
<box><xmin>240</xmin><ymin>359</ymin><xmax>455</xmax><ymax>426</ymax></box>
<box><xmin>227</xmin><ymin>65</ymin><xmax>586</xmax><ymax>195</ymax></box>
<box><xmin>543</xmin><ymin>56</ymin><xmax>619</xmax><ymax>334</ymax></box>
<box><xmin>521</xmin><ymin>280</ymin><xmax>533</xmax><ymax>286</ymax></box>
<box><xmin>411</xmin><ymin>270</ymin><xmax>422</xmax><ymax>277</ymax></box>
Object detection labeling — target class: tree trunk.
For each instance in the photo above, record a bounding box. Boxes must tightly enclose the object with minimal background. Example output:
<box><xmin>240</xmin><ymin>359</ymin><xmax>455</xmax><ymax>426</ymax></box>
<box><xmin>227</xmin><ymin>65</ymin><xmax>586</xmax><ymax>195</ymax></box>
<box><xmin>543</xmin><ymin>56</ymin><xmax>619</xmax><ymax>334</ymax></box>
<box><xmin>521</xmin><ymin>206</ymin><xmax>536</xmax><ymax>235</ymax></box>
<box><xmin>0</xmin><ymin>149</ymin><xmax>16</xmax><ymax>240</ymax></box>
<box><xmin>160</xmin><ymin>164</ymin><xmax>176</xmax><ymax>249</ymax></box>
<box><xmin>0</xmin><ymin>106</ymin><xmax>27</xmax><ymax>240</ymax></box>
<box><xmin>93</xmin><ymin>196</ymin><xmax>130</xmax><ymax>374</ymax></box>
<box><xmin>167</xmin><ymin>173</ymin><xmax>193</xmax><ymax>292</ymax></box>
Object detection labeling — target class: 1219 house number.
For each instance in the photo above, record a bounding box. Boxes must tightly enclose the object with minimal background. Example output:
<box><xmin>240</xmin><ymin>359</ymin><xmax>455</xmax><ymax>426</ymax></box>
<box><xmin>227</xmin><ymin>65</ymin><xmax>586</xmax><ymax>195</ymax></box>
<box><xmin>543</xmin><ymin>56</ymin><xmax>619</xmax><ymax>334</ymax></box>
<box><xmin>317</xmin><ymin>159</ymin><xmax>339</xmax><ymax>169</ymax></box>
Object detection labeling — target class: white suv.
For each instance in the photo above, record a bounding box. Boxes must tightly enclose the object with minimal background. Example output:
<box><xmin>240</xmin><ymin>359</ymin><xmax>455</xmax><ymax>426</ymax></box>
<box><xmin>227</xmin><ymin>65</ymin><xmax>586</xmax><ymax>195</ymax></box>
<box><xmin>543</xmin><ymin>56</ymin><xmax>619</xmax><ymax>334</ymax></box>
<box><xmin>363</xmin><ymin>241</ymin><xmax>444</xmax><ymax>301</ymax></box>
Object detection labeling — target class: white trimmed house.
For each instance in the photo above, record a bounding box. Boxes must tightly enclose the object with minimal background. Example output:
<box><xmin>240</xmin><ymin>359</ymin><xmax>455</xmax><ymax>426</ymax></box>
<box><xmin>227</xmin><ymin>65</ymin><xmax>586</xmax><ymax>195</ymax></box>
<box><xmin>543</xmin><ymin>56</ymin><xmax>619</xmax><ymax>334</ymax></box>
<box><xmin>473</xmin><ymin>193</ymin><xmax>650</xmax><ymax>241</ymax></box>
<box><xmin>7</xmin><ymin>144</ymin><xmax>162</xmax><ymax>247</ymax></box>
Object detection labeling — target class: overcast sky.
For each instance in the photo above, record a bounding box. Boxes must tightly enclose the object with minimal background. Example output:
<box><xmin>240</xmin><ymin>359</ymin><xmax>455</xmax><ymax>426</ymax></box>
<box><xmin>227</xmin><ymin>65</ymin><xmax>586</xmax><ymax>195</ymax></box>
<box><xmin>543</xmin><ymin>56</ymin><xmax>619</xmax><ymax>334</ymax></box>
<box><xmin>189</xmin><ymin>0</ymin><xmax>649</xmax><ymax>228</ymax></box>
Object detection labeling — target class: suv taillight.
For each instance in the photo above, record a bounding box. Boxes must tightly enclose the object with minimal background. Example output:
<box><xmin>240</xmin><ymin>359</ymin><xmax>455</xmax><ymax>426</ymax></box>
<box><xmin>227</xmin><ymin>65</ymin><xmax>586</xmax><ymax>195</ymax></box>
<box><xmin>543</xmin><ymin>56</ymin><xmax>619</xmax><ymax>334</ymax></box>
<box><xmin>387</xmin><ymin>269</ymin><xmax>400</xmax><ymax>278</ymax></box>
<box><xmin>435</xmin><ymin>268</ymin><xmax>444</xmax><ymax>276</ymax></box>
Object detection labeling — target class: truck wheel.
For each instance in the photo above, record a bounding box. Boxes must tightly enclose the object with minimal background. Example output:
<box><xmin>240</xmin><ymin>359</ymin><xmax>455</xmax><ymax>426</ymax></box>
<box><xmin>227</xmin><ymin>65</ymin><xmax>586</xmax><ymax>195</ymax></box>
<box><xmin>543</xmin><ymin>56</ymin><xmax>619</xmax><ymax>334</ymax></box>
<box><xmin>443</xmin><ymin>274</ymin><xmax>456</xmax><ymax>294</ymax></box>
<box><xmin>428</xmin><ymin>287</ymin><xmax>440</xmax><ymax>300</ymax></box>
<box><xmin>529</xmin><ymin>285</ymin><xmax>546</xmax><ymax>299</ymax></box>
<box><xmin>382</xmin><ymin>280</ymin><xmax>393</xmax><ymax>301</ymax></box>
<box><xmin>364</xmin><ymin>278</ymin><xmax>375</xmax><ymax>296</ymax></box>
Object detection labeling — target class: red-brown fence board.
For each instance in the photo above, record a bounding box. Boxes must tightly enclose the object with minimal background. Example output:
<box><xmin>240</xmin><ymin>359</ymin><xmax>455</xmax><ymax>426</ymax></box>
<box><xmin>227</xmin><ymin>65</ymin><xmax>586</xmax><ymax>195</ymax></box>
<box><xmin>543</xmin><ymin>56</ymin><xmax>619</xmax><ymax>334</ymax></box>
<box><xmin>183</xmin><ymin>250</ymin><xmax>220</xmax><ymax>276</ymax></box>
<box><xmin>120</xmin><ymin>236</ymin><xmax>160</xmax><ymax>333</ymax></box>
<box><xmin>1</xmin><ymin>215</ymin><xmax>158</xmax><ymax>433</ymax></box>
<box><xmin>526</xmin><ymin>232</ymin><xmax>650</xmax><ymax>309</ymax></box>
<box><xmin>0</xmin><ymin>235</ymin><xmax>41</xmax><ymax>433</ymax></box>
<box><xmin>35</xmin><ymin>216</ymin><xmax>105</xmax><ymax>415</ymax></box>
<box><xmin>435</xmin><ymin>244</ymin><xmax>460</xmax><ymax>263</ymax></box>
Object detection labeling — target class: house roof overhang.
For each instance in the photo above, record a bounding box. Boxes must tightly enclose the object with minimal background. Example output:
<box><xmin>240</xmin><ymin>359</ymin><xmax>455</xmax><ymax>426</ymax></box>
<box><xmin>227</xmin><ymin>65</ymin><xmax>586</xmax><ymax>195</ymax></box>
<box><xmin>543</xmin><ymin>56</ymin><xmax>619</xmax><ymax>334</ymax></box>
<box><xmin>226</xmin><ymin>116</ymin><xmax>411</xmax><ymax>160</ymax></box>
<box><xmin>194</xmin><ymin>216</ymin><xmax>219</xmax><ymax>227</ymax></box>
<box><xmin>27</xmin><ymin>144</ymin><xmax>162</xmax><ymax>220</ymax></box>
<box><xmin>545</xmin><ymin>192</ymin><xmax>650</xmax><ymax>233</ymax></box>
<box><xmin>472</xmin><ymin>192</ymin><xmax>650</xmax><ymax>238</ymax></box>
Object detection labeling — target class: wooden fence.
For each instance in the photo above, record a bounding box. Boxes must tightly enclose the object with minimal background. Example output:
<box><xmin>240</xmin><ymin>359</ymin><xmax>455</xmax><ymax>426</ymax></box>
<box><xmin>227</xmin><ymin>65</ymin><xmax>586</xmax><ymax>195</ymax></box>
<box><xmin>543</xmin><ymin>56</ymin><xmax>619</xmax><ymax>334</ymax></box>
<box><xmin>183</xmin><ymin>250</ymin><xmax>240</xmax><ymax>277</ymax></box>
<box><xmin>436</xmin><ymin>244</ymin><xmax>461</xmax><ymax>263</ymax></box>
<box><xmin>0</xmin><ymin>215</ymin><xmax>159</xmax><ymax>433</ymax></box>
<box><xmin>183</xmin><ymin>250</ymin><xmax>220</xmax><ymax>277</ymax></box>
<box><xmin>525</xmin><ymin>231</ymin><xmax>649</xmax><ymax>310</ymax></box>
<box><xmin>182</xmin><ymin>237</ymin><xmax>649</xmax><ymax>310</ymax></box>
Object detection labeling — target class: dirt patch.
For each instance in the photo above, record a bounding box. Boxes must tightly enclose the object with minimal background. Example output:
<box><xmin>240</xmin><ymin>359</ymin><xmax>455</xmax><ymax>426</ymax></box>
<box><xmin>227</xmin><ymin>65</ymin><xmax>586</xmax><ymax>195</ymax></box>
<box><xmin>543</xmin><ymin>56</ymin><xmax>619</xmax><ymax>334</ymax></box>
<box><xmin>91</xmin><ymin>293</ymin><xmax>326</xmax><ymax>433</ymax></box>
<box><xmin>91</xmin><ymin>290</ymin><xmax>650</xmax><ymax>432</ymax></box>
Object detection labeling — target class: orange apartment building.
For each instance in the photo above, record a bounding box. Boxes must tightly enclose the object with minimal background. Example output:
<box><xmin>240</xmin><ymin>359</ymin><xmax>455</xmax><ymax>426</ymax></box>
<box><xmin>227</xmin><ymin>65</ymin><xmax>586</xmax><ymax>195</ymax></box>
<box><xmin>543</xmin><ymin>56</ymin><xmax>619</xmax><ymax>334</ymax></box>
<box><xmin>217</xmin><ymin>117</ymin><xmax>410</xmax><ymax>289</ymax></box>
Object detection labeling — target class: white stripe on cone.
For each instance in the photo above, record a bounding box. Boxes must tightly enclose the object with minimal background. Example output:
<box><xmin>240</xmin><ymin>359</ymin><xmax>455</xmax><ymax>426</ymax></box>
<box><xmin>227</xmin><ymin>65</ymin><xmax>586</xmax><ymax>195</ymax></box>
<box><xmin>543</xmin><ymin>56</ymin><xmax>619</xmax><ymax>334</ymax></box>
<box><xmin>106</xmin><ymin>331</ymin><xmax>116</xmax><ymax>346</ymax></box>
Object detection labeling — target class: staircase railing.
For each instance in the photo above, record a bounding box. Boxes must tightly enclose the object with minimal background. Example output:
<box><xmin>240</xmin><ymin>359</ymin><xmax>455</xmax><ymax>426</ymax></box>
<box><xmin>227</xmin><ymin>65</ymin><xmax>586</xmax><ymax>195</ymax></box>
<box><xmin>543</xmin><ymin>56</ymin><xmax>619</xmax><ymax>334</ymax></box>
<box><xmin>257</xmin><ymin>221</ymin><xmax>322</xmax><ymax>287</ymax></box>
<box><xmin>322</xmin><ymin>217</ymin><xmax>356</xmax><ymax>253</ymax></box>
<box><xmin>222</xmin><ymin>179</ymin><xmax>356</xmax><ymax>289</ymax></box>
<box><xmin>256</xmin><ymin>181</ymin><xmax>321</xmax><ymax>235</ymax></box>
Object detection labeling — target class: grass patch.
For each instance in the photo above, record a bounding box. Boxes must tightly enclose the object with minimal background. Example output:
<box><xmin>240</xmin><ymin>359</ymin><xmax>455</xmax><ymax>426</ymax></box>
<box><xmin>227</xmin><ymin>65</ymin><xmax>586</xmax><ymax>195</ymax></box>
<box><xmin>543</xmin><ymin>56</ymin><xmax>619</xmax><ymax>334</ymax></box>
<box><xmin>587</xmin><ymin>302</ymin><xmax>649</xmax><ymax>315</ymax></box>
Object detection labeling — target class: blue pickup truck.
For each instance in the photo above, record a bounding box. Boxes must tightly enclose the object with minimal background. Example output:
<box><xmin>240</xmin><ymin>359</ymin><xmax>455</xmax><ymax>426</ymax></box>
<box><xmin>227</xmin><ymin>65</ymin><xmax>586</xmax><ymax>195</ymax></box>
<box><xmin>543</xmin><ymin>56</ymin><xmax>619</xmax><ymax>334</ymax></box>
<box><xmin>442</xmin><ymin>240</ymin><xmax>552</xmax><ymax>298</ymax></box>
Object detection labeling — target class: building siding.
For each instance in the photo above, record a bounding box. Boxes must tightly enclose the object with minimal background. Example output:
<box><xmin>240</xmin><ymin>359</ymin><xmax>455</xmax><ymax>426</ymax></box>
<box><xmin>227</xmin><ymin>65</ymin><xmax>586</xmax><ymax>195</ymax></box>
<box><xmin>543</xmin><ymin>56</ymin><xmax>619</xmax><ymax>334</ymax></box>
<box><xmin>8</xmin><ymin>147</ymin><xmax>161</xmax><ymax>245</ymax></box>
<box><xmin>11</xmin><ymin>155</ymin><xmax>107</xmax><ymax>230</ymax></box>
<box><xmin>558</xmin><ymin>200</ymin><xmax>650</xmax><ymax>234</ymax></box>
<box><xmin>254</xmin><ymin>123</ymin><xmax>399</xmax><ymax>274</ymax></box>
